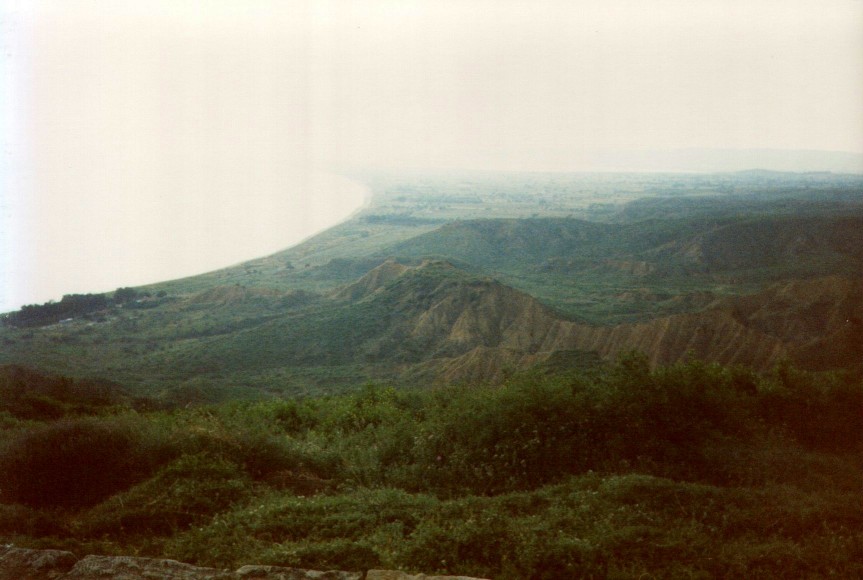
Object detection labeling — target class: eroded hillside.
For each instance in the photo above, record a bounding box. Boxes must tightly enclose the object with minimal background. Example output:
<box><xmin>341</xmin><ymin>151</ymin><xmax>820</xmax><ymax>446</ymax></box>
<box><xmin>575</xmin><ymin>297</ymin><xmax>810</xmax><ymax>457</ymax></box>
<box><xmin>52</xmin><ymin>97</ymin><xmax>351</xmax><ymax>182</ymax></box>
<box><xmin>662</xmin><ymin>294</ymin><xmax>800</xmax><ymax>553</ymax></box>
<box><xmin>9</xmin><ymin>259</ymin><xmax>854</xmax><ymax>393</ymax></box>
<box><xmin>2</xmin><ymin>172</ymin><xmax>861</xmax><ymax>396</ymax></box>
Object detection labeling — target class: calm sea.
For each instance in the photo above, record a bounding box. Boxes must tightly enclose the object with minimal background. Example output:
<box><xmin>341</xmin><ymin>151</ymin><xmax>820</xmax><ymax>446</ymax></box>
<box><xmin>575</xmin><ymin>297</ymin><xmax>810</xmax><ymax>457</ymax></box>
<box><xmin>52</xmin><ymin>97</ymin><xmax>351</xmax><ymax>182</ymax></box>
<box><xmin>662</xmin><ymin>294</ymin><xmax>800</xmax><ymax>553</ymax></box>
<box><xmin>1</xmin><ymin>172</ymin><xmax>369</xmax><ymax>313</ymax></box>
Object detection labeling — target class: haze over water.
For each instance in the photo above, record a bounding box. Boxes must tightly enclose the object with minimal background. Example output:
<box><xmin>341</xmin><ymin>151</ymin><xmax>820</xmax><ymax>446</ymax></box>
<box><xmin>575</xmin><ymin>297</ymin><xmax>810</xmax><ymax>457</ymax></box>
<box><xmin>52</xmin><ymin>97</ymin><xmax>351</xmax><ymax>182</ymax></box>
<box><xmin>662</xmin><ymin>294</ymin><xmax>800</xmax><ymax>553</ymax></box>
<box><xmin>2</xmin><ymin>0</ymin><xmax>861</xmax><ymax>313</ymax></box>
<box><xmin>1</xmin><ymin>173</ymin><xmax>368</xmax><ymax>313</ymax></box>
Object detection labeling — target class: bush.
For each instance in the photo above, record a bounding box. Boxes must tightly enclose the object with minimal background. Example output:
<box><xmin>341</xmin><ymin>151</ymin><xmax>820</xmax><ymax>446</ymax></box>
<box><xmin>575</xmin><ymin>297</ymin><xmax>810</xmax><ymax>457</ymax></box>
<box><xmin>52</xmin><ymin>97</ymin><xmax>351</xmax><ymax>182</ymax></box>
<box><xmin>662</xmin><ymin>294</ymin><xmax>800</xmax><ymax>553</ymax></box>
<box><xmin>758</xmin><ymin>364</ymin><xmax>863</xmax><ymax>451</ymax></box>
<box><xmin>409</xmin><ymin>377</ymin><xmax>595</xmax><ymax>494</ymax></box>
<box><xmin>0</xmin><ymin>416</ymin><xmax>161</xmax><ymax>508</ymax></box>
<box><xmin>402</xmin><ymin>511</ymin><xmax>519</xmax><ymax>577</ymax></box>
<box><xmin>79</xmin><ymin>453</ymin><xmax>251</xmax><ymax>537</ymax></box>
<box><xmin>166</xmin><ymin>405</ymin><xmax>343</xmax><ymax>482</ymax></box>
<box><xmin>598</xmin><ymin>356</ymin><xmax>757</xmax><ymax>478</ymax></box>
<box><xmin>0</xmin><ymin>503</ymin><xmax>67</xmax><ymax>536</ymax></box>
<box><xmin>267</xmin><ymin>399</ymin><xmax>320</xmax><ymax>435</ymax></box>
<box><xmin>398</xmin><ymin>356</ymin><xmax>761</xmax><ymax>494</ymax></box>
<box><xmin>0</xmin><ymin>365</ymin><xmax>127</xmax><ymax>420</ymax></box>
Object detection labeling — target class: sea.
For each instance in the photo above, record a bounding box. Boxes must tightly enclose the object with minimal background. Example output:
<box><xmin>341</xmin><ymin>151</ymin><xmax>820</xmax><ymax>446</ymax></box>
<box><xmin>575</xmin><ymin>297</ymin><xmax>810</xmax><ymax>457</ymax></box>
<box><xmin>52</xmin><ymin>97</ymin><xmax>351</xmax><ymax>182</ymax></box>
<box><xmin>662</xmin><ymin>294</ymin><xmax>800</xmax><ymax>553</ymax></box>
<box><xmin>0</xmin><ymin>172</ymin><xmax>369</xmax><ymax>313</ymax></box>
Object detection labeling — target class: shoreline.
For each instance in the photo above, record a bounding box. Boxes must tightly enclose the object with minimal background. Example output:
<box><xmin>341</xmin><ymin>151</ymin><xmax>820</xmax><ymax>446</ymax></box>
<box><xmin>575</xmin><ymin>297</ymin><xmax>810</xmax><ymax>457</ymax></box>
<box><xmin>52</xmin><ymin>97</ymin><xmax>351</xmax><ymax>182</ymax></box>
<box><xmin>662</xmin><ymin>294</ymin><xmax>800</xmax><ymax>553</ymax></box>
<box><xmin>138</xmin><ymin>171</ymin><xmax>375</xmax><ymax>292</ymax></box>
<box><xmin>2</xmin><ymin>172</ymin><xmax>373</xmax><ymax>312</ymax></box>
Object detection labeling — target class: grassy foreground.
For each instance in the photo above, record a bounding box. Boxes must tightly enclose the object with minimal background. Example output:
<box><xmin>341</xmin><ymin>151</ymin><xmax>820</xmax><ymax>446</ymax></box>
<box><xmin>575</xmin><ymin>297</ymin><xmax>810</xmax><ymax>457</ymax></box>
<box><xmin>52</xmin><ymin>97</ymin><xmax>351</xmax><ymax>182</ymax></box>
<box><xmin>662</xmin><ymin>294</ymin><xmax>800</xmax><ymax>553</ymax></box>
<box><xmin>0</xmin><ymin>358</ymin><xmax>861</xmax><ymax>579</ymax></box>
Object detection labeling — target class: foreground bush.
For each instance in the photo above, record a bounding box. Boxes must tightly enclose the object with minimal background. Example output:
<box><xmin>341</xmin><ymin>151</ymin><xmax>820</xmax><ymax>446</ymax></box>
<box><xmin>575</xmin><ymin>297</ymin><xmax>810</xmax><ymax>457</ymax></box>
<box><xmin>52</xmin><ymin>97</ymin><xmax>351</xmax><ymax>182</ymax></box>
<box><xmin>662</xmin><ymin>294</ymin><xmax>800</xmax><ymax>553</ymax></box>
<box><xmin>160</xmin><ymin>474</ymin><xmax>863</xmax><ymax>579</ymax></box>
<box><xmin>0</xmin><ymin>358</ymin><xmax>860</xmax><ymax>578</ymax></box>
<box><xmin>79</xmin><ymin>453</ymin><xmax>252</xmax><ymax>537</ymax></box>
<box><xmin>0</xmin><ymin>416</ymin><xmax>162</xmax><ymax>508</ymax></box>
<box><xmin>163</xmin><ymin>405</ymin><xmax>344</xmax><ymax>483</ymax></box>
<box><xmin>363</xmin><ymin>356</ymin><xmax>766</xmax><ymax>494</ymax></box>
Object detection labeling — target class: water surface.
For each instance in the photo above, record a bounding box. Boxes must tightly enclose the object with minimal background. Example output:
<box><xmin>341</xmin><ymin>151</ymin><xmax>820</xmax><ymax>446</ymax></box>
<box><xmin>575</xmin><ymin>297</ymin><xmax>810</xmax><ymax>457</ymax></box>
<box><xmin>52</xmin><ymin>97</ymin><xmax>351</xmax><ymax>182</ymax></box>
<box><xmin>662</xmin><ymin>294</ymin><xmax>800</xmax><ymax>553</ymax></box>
<box><xmin>1</xmin><ymin>172</ymin><xmax>368</xmax><ymax>312</ymax></box>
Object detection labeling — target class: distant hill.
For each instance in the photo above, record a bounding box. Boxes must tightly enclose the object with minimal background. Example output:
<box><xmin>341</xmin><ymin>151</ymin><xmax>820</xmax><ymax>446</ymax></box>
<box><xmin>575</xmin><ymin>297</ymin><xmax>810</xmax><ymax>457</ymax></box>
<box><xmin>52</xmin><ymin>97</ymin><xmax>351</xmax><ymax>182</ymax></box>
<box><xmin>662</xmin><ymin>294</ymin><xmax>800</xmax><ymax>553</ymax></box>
<box><xmin>386</xmin><ymin>213</ymin><xmax>863</xmax><ymax>322</ymax></box>
<box><xmin>1</xmin><ymin>171</ymin><xmax>861</xmax><ymax>398</ymax></box>
<box><xmin>559</xmin><ymin>148</ymin><xmax>863</xmax><ymax>174</ymax></box>
<box><xmin>390</xmin><ymin>214</ymin><xmax>863</xmax><ymax>276</ymax></box>
<box><xmin>2</xmin><ymin>256</ymin><xmax>859</xmax><ymax>397</ymax></box>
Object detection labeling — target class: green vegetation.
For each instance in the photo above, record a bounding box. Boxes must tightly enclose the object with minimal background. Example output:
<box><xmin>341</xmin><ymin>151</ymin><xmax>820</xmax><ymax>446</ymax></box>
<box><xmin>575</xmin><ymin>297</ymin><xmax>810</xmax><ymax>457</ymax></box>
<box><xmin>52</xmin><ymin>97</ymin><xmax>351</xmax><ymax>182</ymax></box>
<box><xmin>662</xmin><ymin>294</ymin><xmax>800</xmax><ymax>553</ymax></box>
<box><xmin>0</xmin><ymin>171</ymin><xmax>860</xmax><ymax>576</ymax></box>
<box><xmin>388</xmin><ymin>214</ymin><xmax>863</xmax><ymax>322</ymax></box>
<box><xmin>0</xmin><ymin>360</ymin><xmax>860</xmax><ymax>578</ymax></box>
<box><xmin>0</xmin><ymin>416</ymin><xmax>162</xmax><ymax>508</ymax></box>
<box><xmin>0</xmin><ymin>365</ymin><xmax>142</xmax><ymax>420</ymax></box>
<box><xmin>2</xmin><ymin>294</ymin><xmax>110</xmax><ymax>328</ymax></box>
<box><xmin>1</xmin><ymin>172</ymin><xmax>861</xmax><ymax>396</ymax></box>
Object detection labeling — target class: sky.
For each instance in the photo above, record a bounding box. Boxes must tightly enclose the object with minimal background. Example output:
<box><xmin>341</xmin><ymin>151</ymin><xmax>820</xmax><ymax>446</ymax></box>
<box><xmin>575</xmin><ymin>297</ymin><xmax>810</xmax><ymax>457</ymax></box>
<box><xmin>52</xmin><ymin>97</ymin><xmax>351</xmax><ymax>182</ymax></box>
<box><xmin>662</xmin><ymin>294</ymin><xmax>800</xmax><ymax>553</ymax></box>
<box><xmin>2</xmin><ymin>0</ymin><xmax>863</xmax><ymax>311</ymax></box>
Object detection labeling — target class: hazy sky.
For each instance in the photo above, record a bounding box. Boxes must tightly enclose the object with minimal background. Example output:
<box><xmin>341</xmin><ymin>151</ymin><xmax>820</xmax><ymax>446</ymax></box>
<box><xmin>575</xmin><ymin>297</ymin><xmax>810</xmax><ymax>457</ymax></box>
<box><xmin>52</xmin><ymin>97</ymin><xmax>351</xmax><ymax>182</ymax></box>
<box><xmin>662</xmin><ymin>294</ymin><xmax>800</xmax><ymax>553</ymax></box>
<box><xmin>2</xmin><ymin>0</ymin><xmax>863</xmax><ymax>311</ymax></box>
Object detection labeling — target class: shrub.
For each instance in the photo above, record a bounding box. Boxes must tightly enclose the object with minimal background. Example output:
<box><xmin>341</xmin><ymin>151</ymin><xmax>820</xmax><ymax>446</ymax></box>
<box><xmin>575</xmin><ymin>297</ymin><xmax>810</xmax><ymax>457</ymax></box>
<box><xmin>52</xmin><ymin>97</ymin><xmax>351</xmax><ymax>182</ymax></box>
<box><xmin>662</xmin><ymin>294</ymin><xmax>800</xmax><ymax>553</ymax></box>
<box><xmin>0</xmin><ymin>416</ymin><xmax>160</xmax><ymax>508</ymax></box>
<box><xmin>0</xmin><ymin>503</ymin><xmax>67</xmax><ymax>536</ymax></box>
<box><xmin>79</xmin><ymin>453</ymin><xmax>251</xmax><ymax>537</ymax></box>
<box><xmin>167</xmin><ymin>405</ymin><xmax>343</xmax><ymax>482</ymax></box>
<box><xmin>758</xmin><ymin>365</ymin><xmax>863</xmax><ymax>451</ymax></box>
<box><xmin>398</xmin><ymin>355</ymin><xmax>767</xmax><ymax>494</ymax></box>
<box><xmin>411</xmin><ymin>377</ymin><xmax>596</xmax><ymax>494</ymax></box>
<box><xmin>267</xmin><ymin>399</ymin><xmax>320</xmax><ymax>435</ymax></box>
<box><xmin>599</xmin><ymin>357</ymin><xmax>757</xmax><ymax>478</ymax></box>
<box><xmin>0</xmin><ymin>365</ymin><xmax>128</xmax><ymax>420</ymax></box>
<box><xmin>402</xmin><ymin>511</ymin><xmax>519</xmax><ymax>577</ymax></box>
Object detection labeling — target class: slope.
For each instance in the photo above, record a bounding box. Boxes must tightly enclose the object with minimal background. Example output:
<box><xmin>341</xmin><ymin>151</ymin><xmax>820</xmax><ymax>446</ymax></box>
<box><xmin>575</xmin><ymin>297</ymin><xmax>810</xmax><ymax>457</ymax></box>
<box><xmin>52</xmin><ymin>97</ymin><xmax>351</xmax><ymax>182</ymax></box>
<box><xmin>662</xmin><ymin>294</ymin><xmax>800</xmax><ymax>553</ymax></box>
<box><xmin>2</xmin><ymin>171</ymin><xmax>862</xmax><ymax>397</ymax></box>
<box><xmin>1</xmin><ymin>257</ymin><xmax>860</xmax><ymax>397</ymax></box>
<box><xmin>139</xmin><ymin>262</ymin><xmax>863</xmax><ymax>387</ymax></box>
<box><xmin>385</xmin><ymin>213</ymin><xmax>863</xmax><ymax>322</ymax></box>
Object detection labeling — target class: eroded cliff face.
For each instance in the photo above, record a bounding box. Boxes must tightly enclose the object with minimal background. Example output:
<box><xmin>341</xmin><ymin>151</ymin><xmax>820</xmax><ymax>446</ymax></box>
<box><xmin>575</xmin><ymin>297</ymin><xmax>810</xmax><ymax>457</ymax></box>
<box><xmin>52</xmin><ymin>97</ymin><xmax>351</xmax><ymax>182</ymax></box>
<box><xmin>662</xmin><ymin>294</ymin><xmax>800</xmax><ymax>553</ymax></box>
<box><xmin>427</xmin><ymin>310</ymin><xmax>787</xmax><ymax>384</ymax></box>
<box><xmin>421</xmin><ymin>346</ymin><xmax>544</xmax><ymax>385</ymax></box>
<box><xmin>724</xmin><ymin>275</ymin><xmax>862</xmax><ymax>344</ymax></box>
<box><xmin>192</xmin><ymin>260</ymin><xmax>857</xmax><ymax>385</ymax></box>
<box><xmin>331</xmin><ymin>260</ymin><xmax>411</xmax><ymax>302</ymax></box>
<box><xmin>741</xmin><ymin>276</ymin><xmax>863</xmax><ymax>371</ymax></box>
<box><xmin>335</xmin><ymin>260</ymin><xmax>562</xmax><ymax>362</ymax></box>
<box><xmin>409</xmin><ymin>280</ymin><xmax>559</xmax><ymax>352</ymax></box>
<box><xmin>549</xmin><ymin>310</ymin><xmax>788</xmax><ymax>370</ymax></box>
<box><xmin>356</xmin><ymin>261</ymin><xmax>860</xmax><ymax>383</ymax></box>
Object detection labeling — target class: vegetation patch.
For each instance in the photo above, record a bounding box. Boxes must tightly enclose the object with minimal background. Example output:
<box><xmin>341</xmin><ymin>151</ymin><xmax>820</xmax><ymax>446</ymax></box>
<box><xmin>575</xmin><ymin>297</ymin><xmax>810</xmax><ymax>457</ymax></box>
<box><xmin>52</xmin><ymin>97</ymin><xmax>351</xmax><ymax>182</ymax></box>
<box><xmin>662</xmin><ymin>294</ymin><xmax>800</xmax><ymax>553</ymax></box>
<box><xmin>0</xmin><ymin>360</ymin><xmax>859</xmax><ymax>578</ymax></box>
<box><xmin>0</xmin><ymin>416</ymin><xmax>162</xmax><ymax>508</ymax></box>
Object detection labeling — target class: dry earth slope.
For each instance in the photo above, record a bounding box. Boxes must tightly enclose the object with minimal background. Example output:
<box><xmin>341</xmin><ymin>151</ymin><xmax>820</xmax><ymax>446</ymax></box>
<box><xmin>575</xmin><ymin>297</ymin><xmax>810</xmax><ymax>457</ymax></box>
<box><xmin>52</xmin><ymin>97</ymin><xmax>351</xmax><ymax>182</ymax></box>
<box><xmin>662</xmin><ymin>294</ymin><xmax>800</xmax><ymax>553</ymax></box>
<box><xmin>342</xmin><ymin>260</ymin><xmax>861</xmax><ymax>383</ymax></box>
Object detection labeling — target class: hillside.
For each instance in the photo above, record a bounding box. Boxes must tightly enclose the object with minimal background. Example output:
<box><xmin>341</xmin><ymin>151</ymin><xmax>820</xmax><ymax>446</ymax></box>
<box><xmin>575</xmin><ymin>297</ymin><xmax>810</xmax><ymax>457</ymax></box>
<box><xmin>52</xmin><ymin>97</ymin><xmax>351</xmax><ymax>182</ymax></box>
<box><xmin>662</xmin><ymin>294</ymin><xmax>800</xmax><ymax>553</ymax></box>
<box><xmin>120</xmin><ymin>170</ymin><xmax>863</xmax><ymax>300</ymax></box>
<box><xmin>2</xmin><ymin>170</ymin><xmax>862</xmax><ymax>397</ymax></box>
<box><xmin>387</xmin><ymin>213</ymin><xmax>863</xmax><ymax>322</ymax></box>
<box><xmin>2</xmin><ymin>170</ymin><xmax>862</xmax><ymax>579</ymax></box>
<box><xmin>3</xmin><ymin>257</ymin><xmax>859</xmax><ymax>398</ymax></box>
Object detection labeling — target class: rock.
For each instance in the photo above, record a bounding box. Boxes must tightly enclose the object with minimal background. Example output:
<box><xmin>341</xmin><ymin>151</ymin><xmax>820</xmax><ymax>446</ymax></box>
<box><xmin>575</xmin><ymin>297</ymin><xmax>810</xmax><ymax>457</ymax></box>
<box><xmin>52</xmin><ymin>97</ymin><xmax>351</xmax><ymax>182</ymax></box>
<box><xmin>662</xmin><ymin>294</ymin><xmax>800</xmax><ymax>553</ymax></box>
<box><xmin>0</xmin><ymin>547</ymin><xmax>474</xmax><ymax>580</ymax></box>
<box><xmin>59</xmin><ymin>555</ymin><xmax>363</xmax><ymax>580</ymax></box>
<box><xmin>0</xmin><ymin>546</ymin><xmax>78</xmax><ymax>580</ymax></box>
<box><xmin>236</xmin><ymin>565</ymin><xmax>362</xmax><ymax>579</ymax></box>
<box><xmin>60</xmin><ymin>555</ymin><xmax>236</xmax><ymax>579</ymax></box>
<box><xmin>365</xmin><ymin>571</ymin><xmax>490</xmax><ymax>580</ymax></box>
